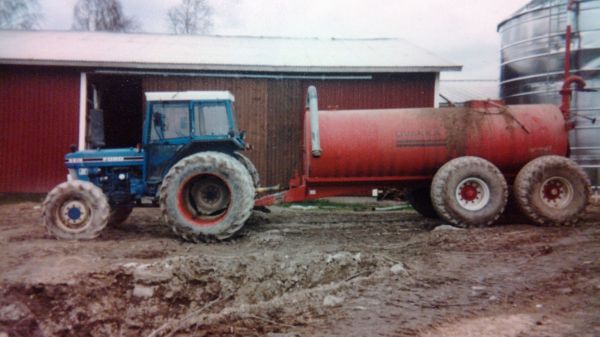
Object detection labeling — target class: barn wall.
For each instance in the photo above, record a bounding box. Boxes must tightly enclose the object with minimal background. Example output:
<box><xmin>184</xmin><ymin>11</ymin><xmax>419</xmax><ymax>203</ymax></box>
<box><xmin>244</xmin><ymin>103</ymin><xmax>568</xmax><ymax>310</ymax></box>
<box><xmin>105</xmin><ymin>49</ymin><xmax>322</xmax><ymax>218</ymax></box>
<box><xmin>266</xmin><ymin>79</ymin><xmax>304</xmax><ymax>187</ymax></box>
<box><xmin>143</xmin><ymin>73</ymin><xmax>435</xmax><ymax>187</ymax></box>
<box><xmin>0</xmin><ymin>66</ymin><xmax>80</xmax><ymax>193</ymax></box>
<box><xmin>0</xmin><ymin>69</ymin><xmax>435</xmax><ymax>193</ymax></box>
<box><xmin>306</xmin><ymin>73</ymin><xmax>436</xmax><ymax>110</ymax></box>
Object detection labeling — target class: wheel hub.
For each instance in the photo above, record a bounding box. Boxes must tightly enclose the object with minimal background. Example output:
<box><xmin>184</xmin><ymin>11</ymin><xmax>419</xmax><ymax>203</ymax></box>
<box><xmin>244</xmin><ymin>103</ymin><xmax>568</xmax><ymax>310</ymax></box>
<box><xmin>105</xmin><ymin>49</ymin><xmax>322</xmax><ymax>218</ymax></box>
<box><xmin>59</xmin><ymin>200</ymin><xmax>90</xmax><ymax>229</ymax></box>
<box><xmin>460</xmin><ymin>184</ymin><xmax>479</xmax><ymax>201</ymax></box>
<box><xmin>188</xmin><ymin>175</ymin><xmax>231</xmax><ymax>216</ymax></box>
<box><xmin>455</xmin><ymin>177</ymin><xmax>490</xmax><ymax>211</ymax></box>
<box><xmin>540</xmin><ymin>177</ymin><xmax>573</xmax><ymax>209</ymax></box>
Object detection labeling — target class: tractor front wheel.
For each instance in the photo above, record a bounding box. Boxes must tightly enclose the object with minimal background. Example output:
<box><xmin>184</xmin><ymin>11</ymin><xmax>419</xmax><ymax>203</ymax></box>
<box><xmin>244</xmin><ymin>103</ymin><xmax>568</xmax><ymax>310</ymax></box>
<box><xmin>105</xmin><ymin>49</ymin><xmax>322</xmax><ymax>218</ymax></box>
<box><xmin>160</xmin><ymin>152</ymin><xmax>255</xmax><ymax>242</ymax></box>
<box><xmin>43</xmin><ymin>180</ymin><xmax>110</xmax><ymax>240</ymax></box>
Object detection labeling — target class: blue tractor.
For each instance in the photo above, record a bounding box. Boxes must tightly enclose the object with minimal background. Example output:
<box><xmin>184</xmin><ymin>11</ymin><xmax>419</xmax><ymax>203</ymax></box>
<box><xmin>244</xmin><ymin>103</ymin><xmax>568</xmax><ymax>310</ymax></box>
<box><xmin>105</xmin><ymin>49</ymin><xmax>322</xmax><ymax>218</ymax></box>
<box><xmin>43</xmin><ymin>91</ymin><xmax>259</xmax><ymax>242</ymax></box>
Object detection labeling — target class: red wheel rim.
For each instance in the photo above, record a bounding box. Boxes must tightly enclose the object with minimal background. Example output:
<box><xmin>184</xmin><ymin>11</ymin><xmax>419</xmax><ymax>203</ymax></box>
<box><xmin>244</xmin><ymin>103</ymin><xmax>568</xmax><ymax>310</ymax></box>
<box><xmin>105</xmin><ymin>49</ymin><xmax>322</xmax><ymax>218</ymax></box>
<box><xmin>539</xmin><ymin>176</ymin><xmax>573</xmax><ymax>209</ymax></box>
<box><xmin>177</xmin><ymin>174</ymin><xmax>231</xmax><ymax>228</ymax></box>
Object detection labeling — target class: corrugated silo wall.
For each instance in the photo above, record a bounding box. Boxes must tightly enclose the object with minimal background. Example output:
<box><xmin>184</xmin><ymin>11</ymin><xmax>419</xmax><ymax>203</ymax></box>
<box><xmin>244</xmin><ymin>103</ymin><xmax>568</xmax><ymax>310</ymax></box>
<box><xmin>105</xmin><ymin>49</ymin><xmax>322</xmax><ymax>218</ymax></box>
<box><xmin>499</xmin><ymin>0</ymin><xmax>600</xmax><ymax>187</ymax></box>
<box><xmin>0</xmin><ymin>66</ymin><xmax>80</xmax><ymax>193</ymax></box>
<box><xmin>142</xmin><ymin>73</ymin><xmax>435</xmax><ymax>187</ymax></box>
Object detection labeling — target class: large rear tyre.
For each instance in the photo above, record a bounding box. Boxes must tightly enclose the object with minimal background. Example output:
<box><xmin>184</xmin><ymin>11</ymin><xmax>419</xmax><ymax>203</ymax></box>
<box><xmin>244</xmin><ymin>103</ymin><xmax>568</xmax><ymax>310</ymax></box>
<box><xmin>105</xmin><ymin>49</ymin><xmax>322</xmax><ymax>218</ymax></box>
<box><xmin>405</xmin><ymin>187</ymin><xmax>438</xmax><ymax>219</ymax></box>
<box><xmin>43</xmin><ymin>180</ymin><xmax>110</xmax><ymax>240</ymax></box>
<box><xmin>431</xmin><ymin>156</ymin><xmax>508</xmax><ymax>227</ymax></box>
<box><xmin>234</xmin><ymin>152</ymin><xmax>260</xmax><ymax>188</ymax></box>
<box><xmin>160</xmin><ymin>152</ymin><xmax>255</xmax><ymax>242</ymax></box>
<box><xmin>513</xmin><ymin>155</ymin><xmax>591</xmax><ymax>226</ymax></box>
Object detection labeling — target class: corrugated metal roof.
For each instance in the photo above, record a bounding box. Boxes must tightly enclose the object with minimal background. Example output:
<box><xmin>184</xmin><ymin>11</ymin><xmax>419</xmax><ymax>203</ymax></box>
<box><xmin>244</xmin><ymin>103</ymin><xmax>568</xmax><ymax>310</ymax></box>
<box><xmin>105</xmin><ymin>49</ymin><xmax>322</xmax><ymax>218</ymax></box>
<box><xmin>0</xmin><ymin>30</ymin><xmax>461</xmax><ymax>73</ymax></box>
<box><xmin>439</xmin><ymin>79</ymin><xmax>500</xmax><ymax>103</ymax></box>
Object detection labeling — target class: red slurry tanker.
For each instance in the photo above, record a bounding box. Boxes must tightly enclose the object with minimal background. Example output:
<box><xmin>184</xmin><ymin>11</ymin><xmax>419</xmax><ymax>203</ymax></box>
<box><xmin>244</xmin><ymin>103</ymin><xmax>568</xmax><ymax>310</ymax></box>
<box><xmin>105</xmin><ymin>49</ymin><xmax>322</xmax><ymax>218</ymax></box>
<box><xmin>256</xmin><ymin>83</ymin><xmax>591</xmax><ymax>228</ymax></box>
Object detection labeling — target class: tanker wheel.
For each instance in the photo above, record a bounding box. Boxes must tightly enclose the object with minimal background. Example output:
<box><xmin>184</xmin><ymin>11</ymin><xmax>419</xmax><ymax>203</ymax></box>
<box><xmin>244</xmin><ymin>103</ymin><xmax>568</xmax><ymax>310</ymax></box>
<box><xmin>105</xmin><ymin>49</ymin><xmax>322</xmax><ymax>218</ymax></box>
<box><xmin>431</xmin><ymin>156</ymin><xmax>508</xmax><ymax>227</ymax></box>
<box><xmin>405</xmin><ymin>187</ymin><xmax>438</xmax><ymax>219</ymax></box>
<box><xmin>159</xmin><ymin>152</ymin><xmax>255</xmax><ymax>242</ymax></box>
<box><xmin>513</xmin><ymin>155</ymin><xmax>591</xmax><ymax>226</ymax></box>
<box><xmin>234</xmin><ymin>152</ymin><xmax>260</xmax><ymax>188</ymax></box>
<box><xmin>43</xmin><ymin>180</ymin><xmax>110</xmax><ymax>240</ymax></box>
<box><xmin>108</xmin><ymin>206</ymin><xmax>133</xmax><ymax>226</ymax></box>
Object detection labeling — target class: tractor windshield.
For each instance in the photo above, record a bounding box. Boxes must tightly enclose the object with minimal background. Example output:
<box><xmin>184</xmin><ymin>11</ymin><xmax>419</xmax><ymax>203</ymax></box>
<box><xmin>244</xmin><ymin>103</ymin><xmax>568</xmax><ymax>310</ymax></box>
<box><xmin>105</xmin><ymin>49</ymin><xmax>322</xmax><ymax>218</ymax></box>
<box><xmin>150</xmin><ymin>103</ymin><xmax>190</xmax><ymax>141</ymax></box>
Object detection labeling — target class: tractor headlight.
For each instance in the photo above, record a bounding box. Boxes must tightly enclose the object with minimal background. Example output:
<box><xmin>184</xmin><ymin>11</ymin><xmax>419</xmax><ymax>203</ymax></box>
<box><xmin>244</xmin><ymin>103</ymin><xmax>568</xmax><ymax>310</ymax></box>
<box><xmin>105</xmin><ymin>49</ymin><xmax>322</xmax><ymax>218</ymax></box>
<box><xmin>118</xmin><ymin>173</ymin><xmax>127</xmax><ymax>181</ymax></box>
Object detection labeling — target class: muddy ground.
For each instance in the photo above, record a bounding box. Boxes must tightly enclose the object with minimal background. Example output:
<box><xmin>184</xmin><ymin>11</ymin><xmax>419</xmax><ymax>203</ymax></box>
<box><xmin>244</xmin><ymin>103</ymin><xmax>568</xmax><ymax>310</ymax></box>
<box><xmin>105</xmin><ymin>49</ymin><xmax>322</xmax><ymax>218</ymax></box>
<box><xmin>0</xmin><ymin>197</ymin><xmax>599</xmax><ymax>337</ymax></box>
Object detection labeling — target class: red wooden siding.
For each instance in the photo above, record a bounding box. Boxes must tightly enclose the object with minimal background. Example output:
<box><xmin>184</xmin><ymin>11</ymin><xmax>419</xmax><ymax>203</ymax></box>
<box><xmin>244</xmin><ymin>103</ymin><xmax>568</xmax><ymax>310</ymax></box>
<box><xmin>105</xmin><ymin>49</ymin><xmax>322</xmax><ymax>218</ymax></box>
<box><xmin>0</xmin><ymin>66</ymin><xmax>80</xmax><ymax>193</ymax></box>
<box><xmin>305</xmin><ymin>74</ymin><xmax>436</xmax><ymax>110</ymax></box>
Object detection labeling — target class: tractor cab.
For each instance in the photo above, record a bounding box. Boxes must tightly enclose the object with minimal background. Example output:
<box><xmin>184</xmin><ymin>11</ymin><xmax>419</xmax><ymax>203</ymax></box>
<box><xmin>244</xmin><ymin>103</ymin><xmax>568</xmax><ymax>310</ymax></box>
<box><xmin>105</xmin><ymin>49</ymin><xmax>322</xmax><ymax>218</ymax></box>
<box><xmin>143</xmin><ymin>91</ymin><xmax>246</xmax><ymax>185</ymax></box>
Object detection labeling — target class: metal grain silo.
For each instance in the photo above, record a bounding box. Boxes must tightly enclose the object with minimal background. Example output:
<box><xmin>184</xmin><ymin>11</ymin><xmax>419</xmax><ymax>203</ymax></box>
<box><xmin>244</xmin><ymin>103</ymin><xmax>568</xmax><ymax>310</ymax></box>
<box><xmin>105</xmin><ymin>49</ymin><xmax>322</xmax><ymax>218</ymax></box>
<box><xmin>498</xmin><ymin>0</ymin><xmax>600</xmax><ymax>188</ymax></box>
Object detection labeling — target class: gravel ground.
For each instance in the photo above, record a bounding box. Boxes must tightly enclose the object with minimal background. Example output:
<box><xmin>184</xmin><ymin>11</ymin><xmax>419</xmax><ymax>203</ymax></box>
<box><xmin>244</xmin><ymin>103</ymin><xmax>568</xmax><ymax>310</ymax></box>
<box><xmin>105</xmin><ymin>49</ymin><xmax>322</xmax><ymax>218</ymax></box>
<box><xmin>0</xmin><ymin>198</ymin><xmax>599</xmax><ymax>337</ymax></box>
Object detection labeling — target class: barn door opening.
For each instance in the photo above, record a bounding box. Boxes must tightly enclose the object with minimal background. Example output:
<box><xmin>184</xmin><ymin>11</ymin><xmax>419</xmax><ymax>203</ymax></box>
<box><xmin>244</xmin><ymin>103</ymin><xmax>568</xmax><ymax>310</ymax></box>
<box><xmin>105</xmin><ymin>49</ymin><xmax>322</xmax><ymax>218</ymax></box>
<box><xmin>87</xmin><ymin>74</ymin><xmax>143</xmax><ymax>148</ymax></box>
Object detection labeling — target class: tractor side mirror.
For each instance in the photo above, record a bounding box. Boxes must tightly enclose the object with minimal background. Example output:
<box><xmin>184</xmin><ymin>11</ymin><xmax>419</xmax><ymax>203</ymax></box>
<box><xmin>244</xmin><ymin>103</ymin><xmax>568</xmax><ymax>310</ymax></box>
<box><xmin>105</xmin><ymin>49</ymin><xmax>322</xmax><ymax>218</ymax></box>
<box><xmin>239</xmin><ymin>130</ymin><xmax>246</xmax><ymax>140</ymax></box>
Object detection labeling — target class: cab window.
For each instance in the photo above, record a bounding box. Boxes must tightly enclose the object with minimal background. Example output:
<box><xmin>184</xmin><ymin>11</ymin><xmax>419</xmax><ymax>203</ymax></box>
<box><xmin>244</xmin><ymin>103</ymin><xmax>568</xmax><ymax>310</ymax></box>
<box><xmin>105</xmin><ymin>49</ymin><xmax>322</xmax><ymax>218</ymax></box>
<box><xmin>194</xmin><ymin>103</ymin><xmax>230</xmax><ymax>136</ymax></box>
<box><xmin>150</xmin><ymin>103</ymin><xmax>189</xmax><ymax>141</ymax></box>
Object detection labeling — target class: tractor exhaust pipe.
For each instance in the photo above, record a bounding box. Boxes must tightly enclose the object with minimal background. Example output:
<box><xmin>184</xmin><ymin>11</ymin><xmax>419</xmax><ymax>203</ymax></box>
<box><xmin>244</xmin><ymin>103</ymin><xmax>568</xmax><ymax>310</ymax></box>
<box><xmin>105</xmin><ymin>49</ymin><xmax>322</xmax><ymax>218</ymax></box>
<box><xmin>307</xmin><ymin>86</ymin><xmax>322</xmax><ymax>157</ymax></box>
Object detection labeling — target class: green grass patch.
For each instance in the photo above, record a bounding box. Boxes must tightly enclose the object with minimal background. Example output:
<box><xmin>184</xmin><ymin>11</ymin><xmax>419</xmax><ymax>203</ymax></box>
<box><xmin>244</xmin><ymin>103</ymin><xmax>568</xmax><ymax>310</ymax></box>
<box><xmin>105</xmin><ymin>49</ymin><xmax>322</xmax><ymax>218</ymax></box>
<box><xmin>282</xmin><ymin>199</ymin><xmax>412</xmax><ymax>212</ymax></box>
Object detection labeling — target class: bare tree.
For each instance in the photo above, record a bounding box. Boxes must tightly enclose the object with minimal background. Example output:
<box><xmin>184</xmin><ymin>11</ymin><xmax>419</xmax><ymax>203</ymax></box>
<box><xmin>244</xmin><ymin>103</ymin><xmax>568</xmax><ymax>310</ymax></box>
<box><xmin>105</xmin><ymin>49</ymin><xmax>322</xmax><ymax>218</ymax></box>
<box><xmin>0</xmin><ymin>0</ymin><xmax>41</xmax><ymax>30</ymax></box>
<box><xmin>72</xmin><ymin>0</ymin><xmax>138</xmax><ymax>32</ymax></box>
<box><xmin>167</xmin><ymin>0</ymin><xmax>213</xmax><ymax>35</ymax></box>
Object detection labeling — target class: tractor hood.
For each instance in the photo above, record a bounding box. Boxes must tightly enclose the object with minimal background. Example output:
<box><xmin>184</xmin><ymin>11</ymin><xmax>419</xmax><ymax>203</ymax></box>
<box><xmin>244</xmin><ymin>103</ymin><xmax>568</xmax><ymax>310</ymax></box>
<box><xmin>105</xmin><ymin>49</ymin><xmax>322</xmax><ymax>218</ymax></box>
<box><xmin>65</xmin><ymin>148</ymin><xmax>144</xmax><ymax>168</ymax></box>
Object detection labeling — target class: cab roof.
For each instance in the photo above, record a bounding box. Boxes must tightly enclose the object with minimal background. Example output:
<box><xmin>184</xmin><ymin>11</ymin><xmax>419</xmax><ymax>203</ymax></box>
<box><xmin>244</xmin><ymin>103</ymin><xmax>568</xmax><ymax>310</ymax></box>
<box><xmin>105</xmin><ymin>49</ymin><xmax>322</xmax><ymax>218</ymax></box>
<box><xmin>145</xmin><ymin>91</ymin><xmax>235</xmax><ymax>102</ymax></box>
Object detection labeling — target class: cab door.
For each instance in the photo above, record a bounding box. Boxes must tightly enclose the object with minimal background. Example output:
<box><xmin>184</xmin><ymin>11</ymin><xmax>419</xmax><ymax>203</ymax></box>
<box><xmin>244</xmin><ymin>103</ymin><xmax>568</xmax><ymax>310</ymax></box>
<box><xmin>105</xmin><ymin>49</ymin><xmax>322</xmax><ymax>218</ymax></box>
<box><xmin>144</xmin><ymin>102</ymin><xmax>191</xmax><ymax>184</ymax></box>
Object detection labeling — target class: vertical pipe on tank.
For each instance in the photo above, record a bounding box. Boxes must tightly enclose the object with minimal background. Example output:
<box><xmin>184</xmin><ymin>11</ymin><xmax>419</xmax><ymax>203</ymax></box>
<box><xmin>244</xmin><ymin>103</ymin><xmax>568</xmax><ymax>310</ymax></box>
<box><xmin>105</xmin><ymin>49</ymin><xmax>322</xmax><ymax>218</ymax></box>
<box><xmin>560</xmin><ymin>0</ymin><xmax>587</xmax><ymax>121</ymax></box>
<box><xmin>561</xmin><ymin>1</ymin><xmax>574</xmax><ymax>120</ymax></box>
<box><xmin>307</xmin><ymin>85</ymin><xmax>322</xmax><ymax>157</ymax></box>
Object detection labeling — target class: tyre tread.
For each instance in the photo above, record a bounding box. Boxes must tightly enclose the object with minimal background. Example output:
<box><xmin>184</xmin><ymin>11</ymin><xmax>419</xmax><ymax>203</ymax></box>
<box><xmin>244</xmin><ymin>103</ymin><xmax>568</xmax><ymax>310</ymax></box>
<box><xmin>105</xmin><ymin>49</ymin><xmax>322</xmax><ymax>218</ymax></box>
<box><xmin>431</xmin><ymin>156</ymin><xmax>508</xmax><ymax>227</ymax></box>
<box><xmin>43</xmin><ymin>180</ymin><xmax>109</xmax><ymax>240</ymax></box>
<box><xmin>513</xmin><ymin>155</ymin><xmax>591</xmax><ymax>226</ymax></box>
<box><xmin>159</xmin><ymin>152</ymin><xmax>255</xmax><ymax>242</ymax></box>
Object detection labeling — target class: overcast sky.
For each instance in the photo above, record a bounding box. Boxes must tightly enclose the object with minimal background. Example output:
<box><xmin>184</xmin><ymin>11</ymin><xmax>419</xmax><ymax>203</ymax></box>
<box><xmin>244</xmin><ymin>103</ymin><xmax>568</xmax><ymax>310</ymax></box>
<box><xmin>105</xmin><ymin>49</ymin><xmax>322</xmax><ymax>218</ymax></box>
<box><xmin>38</xmin><ymin>0</ymin><xmax>529</xmax><ymax>80</ymax></box>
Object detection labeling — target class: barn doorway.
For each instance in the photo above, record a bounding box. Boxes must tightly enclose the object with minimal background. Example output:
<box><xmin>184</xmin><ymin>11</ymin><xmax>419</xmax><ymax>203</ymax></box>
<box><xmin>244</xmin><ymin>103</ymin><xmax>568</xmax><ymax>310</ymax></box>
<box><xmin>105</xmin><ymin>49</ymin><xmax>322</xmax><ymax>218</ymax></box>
<box><xmin>88</xmin><ymin>74</ymin><xmax>144</xmax><ymax>148</ymax></box>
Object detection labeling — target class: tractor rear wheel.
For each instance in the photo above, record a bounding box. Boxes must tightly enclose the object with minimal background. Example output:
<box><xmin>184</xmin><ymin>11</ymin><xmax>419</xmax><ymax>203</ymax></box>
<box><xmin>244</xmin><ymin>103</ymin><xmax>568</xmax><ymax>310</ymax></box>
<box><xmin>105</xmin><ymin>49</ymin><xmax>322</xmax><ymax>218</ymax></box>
<box><xmin>431</xmin><ymin>156</ymin><xmax>508</xmax><ymax>227</ymax></box>
<box><xmin>234</xmin><ymin>152</ymin><xmax>260</xmax><ymax>188</ymax></box>
<box><xmin>513</xmin><ymin>155</ymin><xmax>591</xmax><ymax>226</ymax></box>
<box><xmin>405</xmin><ymin>187</ymin><xmax>438</xmax><ymax>219</ymax></box>
<box><xmin>43</xmin><ymin>180</ymin><xmax>110</xmax><ymax>240</ymax></box>
<box><xmin>160</xmin><ymin>152</ymin><xmax>255</xmax><ymax>242</ymax></box>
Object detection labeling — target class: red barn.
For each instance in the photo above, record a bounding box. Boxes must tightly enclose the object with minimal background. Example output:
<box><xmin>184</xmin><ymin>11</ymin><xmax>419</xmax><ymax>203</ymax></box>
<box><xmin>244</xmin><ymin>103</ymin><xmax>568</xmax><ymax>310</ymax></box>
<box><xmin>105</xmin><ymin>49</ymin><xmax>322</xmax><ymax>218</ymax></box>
<box><xmin>0</xmin><ymin>31</ymin><xmax>460</xmax><ymax>193</ymax></box>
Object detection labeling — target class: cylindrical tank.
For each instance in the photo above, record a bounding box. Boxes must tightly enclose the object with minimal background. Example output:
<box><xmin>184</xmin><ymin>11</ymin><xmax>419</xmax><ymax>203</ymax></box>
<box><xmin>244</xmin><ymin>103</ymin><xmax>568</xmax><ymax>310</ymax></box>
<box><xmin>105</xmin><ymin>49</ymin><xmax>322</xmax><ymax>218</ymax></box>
<box><xmin>498</xmin><ymin>0</ymin><xmax>600</xmax><ymax>188</ymax></box>
<box><xmin>306</xmin><ymin>104</ymin><xmax>568</xmax><ymax>180</ymax></box>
